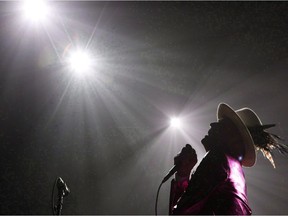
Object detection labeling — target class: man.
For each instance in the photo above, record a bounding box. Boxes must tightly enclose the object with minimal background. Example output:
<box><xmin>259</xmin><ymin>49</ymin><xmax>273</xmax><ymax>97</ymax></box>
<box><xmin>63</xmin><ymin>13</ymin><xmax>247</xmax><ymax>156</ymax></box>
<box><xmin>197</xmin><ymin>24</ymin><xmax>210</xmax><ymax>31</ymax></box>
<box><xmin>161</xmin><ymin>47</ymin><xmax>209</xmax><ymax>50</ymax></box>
<box><xmin>169</xmin><ymin>103</ymin><xmax>287</xmax><ymax>215</ymax></box>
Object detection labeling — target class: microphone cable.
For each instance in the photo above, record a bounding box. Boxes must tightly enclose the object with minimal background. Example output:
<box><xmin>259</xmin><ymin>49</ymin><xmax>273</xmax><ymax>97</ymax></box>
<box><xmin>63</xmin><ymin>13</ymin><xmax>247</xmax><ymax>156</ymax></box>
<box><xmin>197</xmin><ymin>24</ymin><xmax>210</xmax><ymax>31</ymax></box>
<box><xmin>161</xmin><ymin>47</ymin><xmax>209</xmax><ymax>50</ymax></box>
<box><xmin>51</xmin><ymin>177</ymin><xmax>58</xmax><ymax>215</ymax></box>
<box><xmin>154</xmin><ymin>181</ymin><xmax>163</xmax><ymax>216</ymax></box>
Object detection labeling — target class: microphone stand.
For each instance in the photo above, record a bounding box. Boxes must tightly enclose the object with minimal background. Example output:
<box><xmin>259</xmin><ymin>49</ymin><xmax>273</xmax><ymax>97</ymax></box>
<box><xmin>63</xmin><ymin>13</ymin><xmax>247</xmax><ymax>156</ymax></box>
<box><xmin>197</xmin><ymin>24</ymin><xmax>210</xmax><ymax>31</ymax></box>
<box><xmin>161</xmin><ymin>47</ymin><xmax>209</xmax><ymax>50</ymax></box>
<box><xmin>53</xmin><ymin>177</ymin><xmax>70</xmax><ymax>215</ymax></box>
<box><xmin>56</xmin><ymin>189</ymin><xmax>65</xmax><ymax>215</ymax></box>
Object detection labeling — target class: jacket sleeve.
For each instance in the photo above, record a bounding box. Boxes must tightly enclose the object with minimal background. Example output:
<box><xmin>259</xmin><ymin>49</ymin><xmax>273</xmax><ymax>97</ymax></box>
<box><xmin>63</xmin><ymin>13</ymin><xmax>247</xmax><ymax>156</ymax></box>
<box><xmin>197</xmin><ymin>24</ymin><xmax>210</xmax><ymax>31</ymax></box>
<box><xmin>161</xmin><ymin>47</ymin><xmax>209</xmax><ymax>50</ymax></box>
<box><xmin>171</xmin><ymin>150</ymin><xmax>229</xmax><ymax>215</ymax></box>
<box><xmin>169</xmin><ymin>176</ymin><xmax>189</xmax><ymax>214</ymax></box>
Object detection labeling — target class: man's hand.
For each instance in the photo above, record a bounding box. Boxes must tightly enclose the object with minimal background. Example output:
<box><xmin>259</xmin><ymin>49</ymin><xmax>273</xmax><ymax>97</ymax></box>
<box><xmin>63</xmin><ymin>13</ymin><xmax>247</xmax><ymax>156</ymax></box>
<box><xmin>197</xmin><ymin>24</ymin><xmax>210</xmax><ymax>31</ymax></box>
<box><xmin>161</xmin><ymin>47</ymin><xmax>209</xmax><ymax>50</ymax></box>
<box><xmin>174</xmin><ymin>144</ymin><xmax>198</xmax><ymax>178</ymax></box>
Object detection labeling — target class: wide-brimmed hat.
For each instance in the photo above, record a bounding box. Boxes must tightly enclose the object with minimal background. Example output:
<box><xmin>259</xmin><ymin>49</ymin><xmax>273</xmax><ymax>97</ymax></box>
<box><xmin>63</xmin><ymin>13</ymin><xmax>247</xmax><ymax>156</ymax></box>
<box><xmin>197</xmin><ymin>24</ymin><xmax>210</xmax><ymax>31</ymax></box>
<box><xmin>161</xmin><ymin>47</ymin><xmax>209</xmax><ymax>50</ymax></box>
<box><xmin>217</xmin><ymin>103</ymin><xmax>287</xmax><ymax>168</ymax></box>
<box><xmin>217</xmin><ymin>103</ymin><xmax>262</xmax><ymax>167</ymax></box>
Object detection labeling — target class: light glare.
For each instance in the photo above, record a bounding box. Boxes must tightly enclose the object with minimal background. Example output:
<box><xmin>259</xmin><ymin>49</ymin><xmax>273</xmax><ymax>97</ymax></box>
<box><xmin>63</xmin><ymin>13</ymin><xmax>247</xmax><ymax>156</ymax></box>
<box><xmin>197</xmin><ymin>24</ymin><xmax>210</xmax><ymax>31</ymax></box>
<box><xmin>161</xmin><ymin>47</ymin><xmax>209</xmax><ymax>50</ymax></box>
<box><xmin>170</xmin><ymin>117</ymin><xmax>182</xmax><ymax>129</ymax></box>
<box><xmin>23</xmin><ymin>0</ymin><xmax>50</xmax><ymax>23</ymax></box>
<box><xmin>67</xmin><ymin>49</ymin><xmax>94</xmax><ymax>78</ymax></box>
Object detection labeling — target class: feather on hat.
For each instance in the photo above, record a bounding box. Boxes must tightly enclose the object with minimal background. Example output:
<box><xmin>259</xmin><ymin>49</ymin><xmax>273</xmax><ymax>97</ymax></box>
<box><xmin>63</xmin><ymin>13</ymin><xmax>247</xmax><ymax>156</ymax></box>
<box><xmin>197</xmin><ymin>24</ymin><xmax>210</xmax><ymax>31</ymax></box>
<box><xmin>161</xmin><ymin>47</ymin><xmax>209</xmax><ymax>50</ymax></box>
<box><xmin>217</xmin><ymin>103</ymin><xmax>287</xmax><ymax>168</ymax></box>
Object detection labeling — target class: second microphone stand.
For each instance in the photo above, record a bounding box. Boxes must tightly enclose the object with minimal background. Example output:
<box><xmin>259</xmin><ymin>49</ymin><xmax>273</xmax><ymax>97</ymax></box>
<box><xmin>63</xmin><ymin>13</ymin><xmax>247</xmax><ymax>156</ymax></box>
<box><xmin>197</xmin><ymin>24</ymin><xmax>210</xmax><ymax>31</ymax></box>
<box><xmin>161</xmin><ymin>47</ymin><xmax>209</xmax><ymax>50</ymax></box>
<box><xmin>53</xmin><ymin>177</ymin><xmax>70</xmax><ymax>215</ymax></box>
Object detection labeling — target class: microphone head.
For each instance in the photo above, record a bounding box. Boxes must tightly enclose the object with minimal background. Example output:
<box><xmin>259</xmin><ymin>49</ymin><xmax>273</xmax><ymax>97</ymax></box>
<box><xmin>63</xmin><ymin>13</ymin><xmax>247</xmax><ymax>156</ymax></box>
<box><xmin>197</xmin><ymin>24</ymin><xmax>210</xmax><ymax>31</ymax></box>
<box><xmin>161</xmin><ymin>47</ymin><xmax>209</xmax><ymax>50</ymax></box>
<box><xmin>57</xmin><ymin>177</ymin><xmax>70</xmax><ymax>197</ymax></box>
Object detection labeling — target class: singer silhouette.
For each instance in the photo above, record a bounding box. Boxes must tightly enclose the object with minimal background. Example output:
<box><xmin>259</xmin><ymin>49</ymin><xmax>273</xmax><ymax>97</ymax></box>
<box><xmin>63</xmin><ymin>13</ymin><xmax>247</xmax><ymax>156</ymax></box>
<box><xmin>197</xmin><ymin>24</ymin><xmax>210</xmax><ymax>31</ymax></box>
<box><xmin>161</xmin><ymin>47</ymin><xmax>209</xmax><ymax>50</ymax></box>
<box><xmin>169</xmin><ymin>103</ymin><xmax>286</xmax><ymax>215</ymax></box>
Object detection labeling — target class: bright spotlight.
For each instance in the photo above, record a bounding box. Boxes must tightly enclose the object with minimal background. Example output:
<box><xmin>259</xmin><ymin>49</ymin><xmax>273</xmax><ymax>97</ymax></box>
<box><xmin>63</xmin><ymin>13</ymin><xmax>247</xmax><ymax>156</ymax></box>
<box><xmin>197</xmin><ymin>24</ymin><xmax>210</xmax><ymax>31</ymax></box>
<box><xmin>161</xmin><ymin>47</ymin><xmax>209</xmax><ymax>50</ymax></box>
<box><xmin>67</xmin><ymin>49</ymin><xmax>94</xmax><ymax>78</ymax></box>
<box><xmin>170</xmin><ymin>117</ymin><xmax>182</xmax><ymax>129</ymax></box>
<box><xmin>22</xmin><ymin>0</ymin><xmax>50</xmax><ymax>23</ymax></box>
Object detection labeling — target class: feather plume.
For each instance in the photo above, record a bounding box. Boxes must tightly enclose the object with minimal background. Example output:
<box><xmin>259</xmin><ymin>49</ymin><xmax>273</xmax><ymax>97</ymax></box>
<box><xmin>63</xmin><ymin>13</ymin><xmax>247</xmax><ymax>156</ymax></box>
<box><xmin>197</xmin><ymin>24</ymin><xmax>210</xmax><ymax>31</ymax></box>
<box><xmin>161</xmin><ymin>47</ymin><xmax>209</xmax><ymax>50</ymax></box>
<box><xmin>249</xmin><ymin>124</ymin><xmax>288</xmax><ymax>168</ymax></box>
<box><xmin>259</xmin><ymin>148</ymin><xmax>276</xmax><ymax>168</ymax></box>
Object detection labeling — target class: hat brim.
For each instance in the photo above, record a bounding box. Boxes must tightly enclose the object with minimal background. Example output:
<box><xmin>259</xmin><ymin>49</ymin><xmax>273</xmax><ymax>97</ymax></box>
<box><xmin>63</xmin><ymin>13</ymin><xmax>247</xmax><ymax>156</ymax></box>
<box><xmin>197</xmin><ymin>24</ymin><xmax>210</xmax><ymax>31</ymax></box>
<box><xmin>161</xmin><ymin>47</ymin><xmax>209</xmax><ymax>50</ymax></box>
<box><xmin>217</xmin><ymin>103</ymin><xmax>256</xmax><ymax>167</ymax></box>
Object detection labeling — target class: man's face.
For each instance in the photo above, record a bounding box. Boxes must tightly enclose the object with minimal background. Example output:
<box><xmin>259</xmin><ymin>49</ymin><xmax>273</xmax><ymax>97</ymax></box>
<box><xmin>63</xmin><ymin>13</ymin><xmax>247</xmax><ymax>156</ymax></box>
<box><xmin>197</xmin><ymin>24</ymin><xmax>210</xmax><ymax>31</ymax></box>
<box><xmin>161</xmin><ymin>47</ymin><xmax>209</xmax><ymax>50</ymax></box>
<box><xmin>201</xmin><ymin>118</ymin><xmax>245</xmax><ymax>158</ymax></box>
<box><xmin>201</xmin><ymin>121</ymin><xmax>222</xmax><ymax>151</ymax></box>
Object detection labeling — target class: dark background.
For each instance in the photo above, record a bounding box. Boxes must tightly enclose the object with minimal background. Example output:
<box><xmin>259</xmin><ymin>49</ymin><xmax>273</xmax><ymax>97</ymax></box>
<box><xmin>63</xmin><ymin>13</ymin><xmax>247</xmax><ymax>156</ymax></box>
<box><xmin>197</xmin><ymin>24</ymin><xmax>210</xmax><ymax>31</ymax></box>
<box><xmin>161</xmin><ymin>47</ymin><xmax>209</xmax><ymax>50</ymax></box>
<box><xmin>0</xmin><ymin>1</ymin><xmax>288</xmax><ymax>214</ymax></box>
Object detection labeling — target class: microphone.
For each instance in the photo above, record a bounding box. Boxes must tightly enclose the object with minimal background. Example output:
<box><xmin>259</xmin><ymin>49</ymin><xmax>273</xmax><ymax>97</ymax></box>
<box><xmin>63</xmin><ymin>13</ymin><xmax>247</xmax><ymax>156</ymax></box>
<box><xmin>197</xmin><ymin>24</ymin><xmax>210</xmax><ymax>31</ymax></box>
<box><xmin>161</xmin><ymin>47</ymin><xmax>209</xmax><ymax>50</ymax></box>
<box><xmin>161</xmin><ymin>144</ymin><xmax>194</xmax><ymax>184</ymax></box>
<box><xmin>161</xmin><ymin>165</ymin><xmax>178</xmax><ymax>183</ymax></box>
<box><xmin>57</xmin><ymin>177</ymin><xmax>70</xmax><ymax>197</ymax></box>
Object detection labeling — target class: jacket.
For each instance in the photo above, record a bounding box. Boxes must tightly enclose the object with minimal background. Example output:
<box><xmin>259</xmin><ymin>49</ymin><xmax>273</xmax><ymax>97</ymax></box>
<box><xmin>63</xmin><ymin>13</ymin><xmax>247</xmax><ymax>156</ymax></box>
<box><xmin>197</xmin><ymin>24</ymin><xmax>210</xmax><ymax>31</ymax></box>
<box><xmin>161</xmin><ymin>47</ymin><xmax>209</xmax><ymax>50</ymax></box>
<box><xmin>170</xmin><ymin>149</ymin><xmax>252</xmax><ymax>215</ymax></box>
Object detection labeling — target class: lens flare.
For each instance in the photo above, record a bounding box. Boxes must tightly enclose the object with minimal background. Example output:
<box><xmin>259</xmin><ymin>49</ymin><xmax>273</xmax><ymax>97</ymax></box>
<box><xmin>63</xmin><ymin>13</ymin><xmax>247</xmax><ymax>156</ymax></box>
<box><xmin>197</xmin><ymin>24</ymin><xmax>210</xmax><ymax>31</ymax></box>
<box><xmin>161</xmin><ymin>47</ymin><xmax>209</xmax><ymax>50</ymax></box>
<box><xmin>170</xmin><ymin>117</ymin><xmax>182</xmax><ymax>129</ymax></box>
<box><xmin>67</xmin><ymin>49</ymin><xmax>94</xmax><ymax>78</ymax></box>
<box><xmin>22</xmin><ymin>0</ymin><xmax>50</xmax><ymax>23</ymax></box>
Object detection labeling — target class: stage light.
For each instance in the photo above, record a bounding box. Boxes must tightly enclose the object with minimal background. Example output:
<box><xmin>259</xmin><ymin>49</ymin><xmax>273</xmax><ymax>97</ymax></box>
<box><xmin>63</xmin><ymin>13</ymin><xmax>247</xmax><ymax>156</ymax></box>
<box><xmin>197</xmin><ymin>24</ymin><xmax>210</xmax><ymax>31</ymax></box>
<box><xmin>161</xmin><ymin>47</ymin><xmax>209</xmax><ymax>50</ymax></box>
<box><xmin>67</xmin><ymin>49</ymin><xmax>94</xmax><ymax>78</ymax></box>
<box><xmin>22</xmin><ymin>0</ymin><xmax>50</xmax><ymax>23</ymax></box>
<box><xmin>170</xmin><ymin>117</ymin><xmax>182</xmax><ymax>129</ymax></box>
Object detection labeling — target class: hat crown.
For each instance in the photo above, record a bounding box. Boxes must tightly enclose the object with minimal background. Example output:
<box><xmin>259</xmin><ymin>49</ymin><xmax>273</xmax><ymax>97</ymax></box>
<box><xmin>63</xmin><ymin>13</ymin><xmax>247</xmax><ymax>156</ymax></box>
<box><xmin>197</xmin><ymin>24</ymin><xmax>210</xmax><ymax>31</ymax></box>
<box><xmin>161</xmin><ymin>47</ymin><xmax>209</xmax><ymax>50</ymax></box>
<box><xmin>236</xmin><ymin>108</ymin><xmax>262</xmax><ymax>128</ymax></box>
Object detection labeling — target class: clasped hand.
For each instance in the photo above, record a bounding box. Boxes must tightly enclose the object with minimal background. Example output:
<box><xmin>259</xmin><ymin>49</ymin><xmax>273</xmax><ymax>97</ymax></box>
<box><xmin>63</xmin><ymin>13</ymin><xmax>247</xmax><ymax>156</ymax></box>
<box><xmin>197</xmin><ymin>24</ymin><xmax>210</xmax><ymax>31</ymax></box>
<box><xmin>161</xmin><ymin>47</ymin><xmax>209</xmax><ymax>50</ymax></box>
<box><xmin>174</xmin><ymin>144</ymin><xmax>198</xmax><ymax>178</ymax></box>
